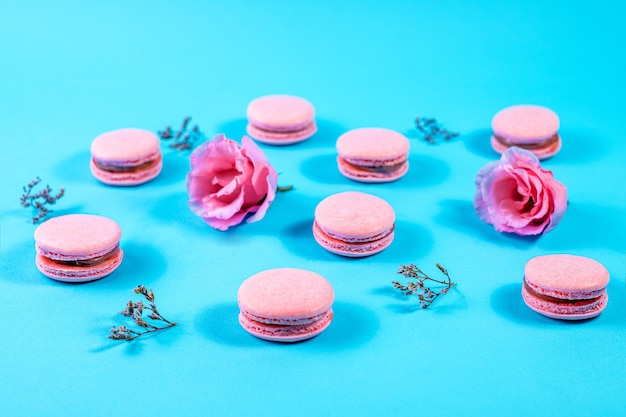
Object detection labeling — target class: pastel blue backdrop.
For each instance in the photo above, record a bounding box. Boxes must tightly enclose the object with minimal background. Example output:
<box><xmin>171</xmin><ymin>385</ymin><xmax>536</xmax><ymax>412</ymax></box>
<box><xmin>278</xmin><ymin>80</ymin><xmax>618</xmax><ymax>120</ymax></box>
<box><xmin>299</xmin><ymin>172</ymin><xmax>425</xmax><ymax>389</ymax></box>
<box><xmin>1</xmin><ymin>1</ymin><xmax>625</xmax><ymax>416</ymax></box>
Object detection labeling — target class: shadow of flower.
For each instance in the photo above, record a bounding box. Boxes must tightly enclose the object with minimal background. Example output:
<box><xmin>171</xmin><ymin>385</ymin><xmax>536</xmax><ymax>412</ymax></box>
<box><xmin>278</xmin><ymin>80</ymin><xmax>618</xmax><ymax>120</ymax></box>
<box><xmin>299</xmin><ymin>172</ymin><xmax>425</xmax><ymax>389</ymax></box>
<box><xmin>462</xmin><ymin>128</ymin><xmax>496</xmax><ymax>159</ymax></box>
<box><xmin>434</xmin><ymin>198</ymin><xmax>541</xmax><ymax>249</ymax></box>
<box><xmin>490</xmin><ymin>283</ymin><xmax>595</xmax><ymax>326</ymax></box>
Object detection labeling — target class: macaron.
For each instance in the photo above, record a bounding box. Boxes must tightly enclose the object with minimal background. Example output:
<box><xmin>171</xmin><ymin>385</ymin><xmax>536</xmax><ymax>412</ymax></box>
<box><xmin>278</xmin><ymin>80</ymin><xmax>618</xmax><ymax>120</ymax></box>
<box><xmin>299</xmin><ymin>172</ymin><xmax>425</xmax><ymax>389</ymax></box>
<box><xmin>237</xmin><ymin>268</ymin><xmax>334</xmax><ymax>342</ymax></box>
<box><xmin>34</xmin><ymin>214</ymin><xmax>123</xmax><ymax>282</ymax></box>
<box><xmin>336</xmin><ymin>127</ymin><xmax>410</xmax><ymax>183</ymax></box>
<box><xmin>313</xmin><ymin>191</ymin><xmax>395</xmax><ymax>257</ymax></box>
<box><xmin>491</xmin><ymin>105</ymin><xmax>561</xmax><ymax>160</ymax></box>
<box><xmin>521</xmin><ymin>254</ymin><xmax>609</xmax><ymax>320</ymax></box>
<box><xmin>246</xmin><ymin>95</ymin><xmax>317</xmax><ymax>145</ymax></box>
<box><xmin>90</xmin><ymin>128</ymin><xmax>163</xmax><ymax>185</ymax></box>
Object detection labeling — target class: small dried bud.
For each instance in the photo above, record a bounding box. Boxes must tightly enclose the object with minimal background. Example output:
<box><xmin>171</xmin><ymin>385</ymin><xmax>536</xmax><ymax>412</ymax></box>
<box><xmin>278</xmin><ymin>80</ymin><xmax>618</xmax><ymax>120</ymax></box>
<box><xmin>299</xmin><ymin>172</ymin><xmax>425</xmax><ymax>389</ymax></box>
<box><xmin>110</xmin><ymin>285</ymin><xmax>177</xmax><ymax>342</ymax></box>
<box><xmin>157</xmin><ymin>117</ymin><xmax>205</xmax><ymax>152</ymax></box>
<box><xmin>20</xmin><ymin>177</ymin><xmax>64</xmax><ymax>224</ymax></box>
<box><xmin>414</xmin><ymin>116</ymin><xmax>459</xmax><ymax>145</ymax></box>
<box><xmin>392</xmin><ymin>263</ymin><xmax>456</xmax><ymax>309</ymax></box>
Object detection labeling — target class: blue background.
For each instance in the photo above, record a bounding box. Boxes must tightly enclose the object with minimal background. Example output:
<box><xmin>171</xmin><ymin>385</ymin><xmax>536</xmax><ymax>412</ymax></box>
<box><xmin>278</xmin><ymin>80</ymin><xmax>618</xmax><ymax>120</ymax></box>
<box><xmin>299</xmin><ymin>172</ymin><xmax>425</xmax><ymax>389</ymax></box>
<box><xmin>1</xmin><ymin>1</ymin><xmax>625</xmax><ymax>416</ymax></box>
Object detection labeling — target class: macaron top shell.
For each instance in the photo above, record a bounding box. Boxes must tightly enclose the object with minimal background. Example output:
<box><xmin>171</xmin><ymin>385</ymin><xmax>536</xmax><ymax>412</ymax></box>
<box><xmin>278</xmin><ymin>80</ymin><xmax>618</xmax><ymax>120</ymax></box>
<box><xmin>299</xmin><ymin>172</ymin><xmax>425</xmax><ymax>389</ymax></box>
<box><xmin>247</xmin><ymin>95</ymin><xmax>315</xmax><ymax>131</ymax></box>
<box><xmin>238</xmin><ymin>268</ymin><xmax>334</xmax><ymax>322</ymax></box>
<box><xmin>34</xmin><ymin>214</ymin><xmax>121</xmax><ymax>261</ymax></box>
<box><xmin>91</xmin><ymin>128</ymin><xmax>161</xmax><ymax>163</ymax></box>
<box><xmin>336</xmin><ymin>127</ymin><xmax>410</xmax><ymax>162</ymax></box>
<box><xmin>492</xmin><ymin>105</ymin><xmax>560</xmax><ymax>143</ymax></box>
<box><xmin>524</xmin><ymin>254</ymin><xmax>609</xmax><ymax>299</ymax></box>
<box><xmin>314</xmin><ymin>191</ymin><xmax>395</xmax><ymax>240</ymax></box>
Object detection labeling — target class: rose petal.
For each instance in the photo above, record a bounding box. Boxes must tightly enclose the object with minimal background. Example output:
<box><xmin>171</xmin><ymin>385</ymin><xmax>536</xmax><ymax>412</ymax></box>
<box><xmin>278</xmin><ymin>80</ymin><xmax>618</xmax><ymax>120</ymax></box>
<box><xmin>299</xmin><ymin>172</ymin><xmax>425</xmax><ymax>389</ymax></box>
<box><xmin>542</xmin><ymin>178</ymin><xmax>568</xmax><ymax>233</ymax></box>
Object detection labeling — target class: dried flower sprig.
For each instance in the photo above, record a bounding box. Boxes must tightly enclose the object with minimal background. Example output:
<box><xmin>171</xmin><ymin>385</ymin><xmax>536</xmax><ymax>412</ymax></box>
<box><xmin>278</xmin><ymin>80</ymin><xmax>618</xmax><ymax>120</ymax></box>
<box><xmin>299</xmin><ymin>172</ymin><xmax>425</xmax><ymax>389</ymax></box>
<box><xmin>109</xmin><ymin>285</ymin><xmax>177</xmax><ymax>341</ymax></box>
<box><xmin>392</xmin><ymin>263</ymin><xmax>456</xmax><ymax>308</ymax></box>
<box><xmin>20</xmin><ymin>177</ymin><xmax>65</xmax><ymax>224</ymax></box>
<box><xmin>415</xmin><ymin>117</ymin><xmax>459</xmax><ymax>144</ymax></box>
<box><xmin>158</xmin><ymin>116</ymin><xmax>206</xmax><ymax>151</ymax></box>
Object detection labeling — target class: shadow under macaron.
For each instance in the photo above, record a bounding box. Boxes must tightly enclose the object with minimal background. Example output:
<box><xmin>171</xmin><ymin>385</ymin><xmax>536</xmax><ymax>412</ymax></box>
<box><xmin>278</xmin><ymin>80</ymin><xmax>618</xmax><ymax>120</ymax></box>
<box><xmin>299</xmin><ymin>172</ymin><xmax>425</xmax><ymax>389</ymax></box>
<box><xmin>383</xmin><ymin>219</ymin><xmax>434</xmax><ymax>260</ymax></box>
<box><xmin>292</xmin><ymin>118</ymin><xmax>347</xmax><ymax>149</ymax></box>
<box><xmin>194</xmin><ymin>301</ymin><xmax>378</xmax><ymax>351</ymax></box>
<box><xmin>300</xmin><ymin>152</ymin><xmax>346</xmax><ymax>185</ymax></box>
<box><xmin>490</xmin><ymin>283</ymin><xmax>599</xmax><ymax>326</ymax></box>
<box><xmin>52</xmin><ymin>149</ymin><xmax>93</xmax><ymax>184</ymax></box>
<box><xmin>214</xmin><ymin>117</ymin><xmax>347</xmax><ymax>150</ymax></box>
<box><xmin>403</xmin><ymin>153</ymin><xmax>450</xmax><ymax>188</ymax></box>
<box><xmin>462</xmin><ymin>128</ymin><xmax>497</xmax><ymax>160</ymax></box>
<box><xmin>277</xmin><ymin>217</ymin><xmax>434</xmax><ymax>262</ymax></box>
<box><xmin>256</xmin><ymin>118</ymin><xmax>347</xmax><ymax>151</ymax></box>
<box><xmin>300</xmin><ymin>151</ymin><xmax>450</xmax><ymax>189</ymax></box>
<box><xmin>263</xmin><ymin>181</ymin><xmax>436</xmax><ymax>260</ymax></box>
<box><xmin>536</xmin><ymin>202</ymin><xmax>626</xmax><ymax>253</ymax></box>
<box><xmin>308</xmin><ymin>301</ymin><xmax>379</xmax><ymax>351</ymax></box>
<box><xmin>462</xmin><ymin>126</ymin><xmax>609</xmax><ymax>164</ymax></box>
<box><xmin>150</xmin><ymin>150</ymin><xmax>190</xmax><ymax>186</ymax></box>
<box><xmin>98</xmin><ymin>240</ymin><xmax>168</xmax><ymax>289</ymax></box>
<box><xmin>194</xmin><ymin>302</ymin><xmax>250</xmax><ymax>346</ymax></box>
<box><xmin>0</xmin><ymin>238</ymin><xmax>44</xmax><ymax>286</ymax></box>
<box><xmin>551</xmin><ymin>127</ymin><xmax>609</xmax><ymax>164</ymax></box>
<box><xmin>2</xmin><ymin>233</ymin><xmax>147</xmax><ymax>288</ymax></box>
<box><xmin>53</xmin><ymin>147</ymin><xmax>187</xmax><ymax>188</ymax></box>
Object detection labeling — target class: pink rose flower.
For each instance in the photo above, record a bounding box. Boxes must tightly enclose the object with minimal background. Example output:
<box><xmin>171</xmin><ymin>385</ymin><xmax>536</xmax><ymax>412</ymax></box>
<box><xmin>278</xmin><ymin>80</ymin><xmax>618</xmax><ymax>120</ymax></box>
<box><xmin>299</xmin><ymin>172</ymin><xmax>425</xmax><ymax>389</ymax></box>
<box><xmin>474</xmin><ymin>147</ymin><xmax>567</xmax><ymax>236</ymax></box>
<box><xmin>186</xmin><ymin>134</ymin><xmax>278</xmax><ymax>231</ymax></box>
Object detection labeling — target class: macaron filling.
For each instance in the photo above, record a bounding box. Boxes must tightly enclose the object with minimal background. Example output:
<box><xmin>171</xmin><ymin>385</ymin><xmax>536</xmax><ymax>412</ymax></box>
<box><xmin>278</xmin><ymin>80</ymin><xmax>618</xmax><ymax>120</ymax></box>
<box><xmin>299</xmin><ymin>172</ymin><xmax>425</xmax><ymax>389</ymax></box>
<box><xmin>92</xmin><ymin>154</ymin><xmax>162</xmax><ymax>173</ymax></box>
<box><xmin>314</xmin><ymin>220</ymin><xmax>394</xmax><ymax>244</ymax></box>
<box><xmin>522</xmin><ymin>282</ymin><xmax>607</xmax><ymax>318</ymax></box>
<box><xmin>522</xmin><ymin>279</ymin><xmax>604</xmax><ymax>305</ymax></box>
<box><xmin>41</xmin><ymin>245</ymin><xmax>121</xmax><ymax>267</ymax></box>
<box><xmin>523</xmin><ymin>276</ymin><xmax>606</xmax><ymax>300</ymax></box>
<box><xmin>242</xmin><ymin>309</ymin><xmax>330</xmax><ymax>326</ymax></box>
<box><xmin>313</xmin><ymin>221</ymin><xmax>395</xmax><ymax>256</ymax></box>
<box><xmin>246</xmin><ymin>122</ymin><xmax>317</xmax><ymax>144</ymax></box>
<box><xmin>249</xmin><ymin>119</ymin><xmax>315</xmax><ymax>133</ymax></box>
<box><xmin>239</xmin><ymin>310</ymin><xmax>333</xmax><ymax>339</ymax></box>
<box><xmin>492</xmin><ymin>133</ymin><xmax>560</xmax><ymax>149</ymax></box>
<box><xmin>339</xmin><ymin>157</ymin><xmax>407</xmax><ymax>173</ymax></box>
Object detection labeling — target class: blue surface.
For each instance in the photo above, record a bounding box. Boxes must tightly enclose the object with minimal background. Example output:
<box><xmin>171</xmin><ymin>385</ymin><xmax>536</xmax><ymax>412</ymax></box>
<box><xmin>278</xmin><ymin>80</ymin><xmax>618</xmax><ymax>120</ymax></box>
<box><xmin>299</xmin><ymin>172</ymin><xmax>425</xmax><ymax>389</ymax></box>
<box><xmin>1</xmin><ymin>1</ymin><xmax>625</xmax><ymax>416</ymax></box>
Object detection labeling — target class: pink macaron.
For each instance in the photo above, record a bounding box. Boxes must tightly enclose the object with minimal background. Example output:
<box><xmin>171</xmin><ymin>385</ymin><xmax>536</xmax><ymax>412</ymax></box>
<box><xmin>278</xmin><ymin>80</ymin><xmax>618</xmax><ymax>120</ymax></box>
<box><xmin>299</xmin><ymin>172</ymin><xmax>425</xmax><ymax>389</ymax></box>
<box><xmin>246</xmin><ymin>95</ymin><xmax>317</xmax><ymax>145</ymax></box>
<box><xmin>336</xmin><ymin>127</ymin><xmax>410</xmax><ymax>183</ymax></box>
<box><xmin>521</xmin><ymin>254</ymin><xmax>609</xmax><ymax>320</ymax></box>
<box><xmin>90</xmin><ymin>128</ymin><xmax>163</xmax><ymax>185</ymax></box>
<box><xmin>237</xmin><ymin>268</ymin><xmax>334</xmax><ymax>342</ymax></box>
<box><xmin>34</xmin><ymin>214</ymin><xmax>123</xmax><ymax>282</ymax></box>
<box><xmin>313</xmin><ymin>191</ymin><xmax>395</xmax><ymax>257</ymax></box>
<box><xmin>491</xmin><ymin>104</ymin><xmax>562</xmax><ymax>160</ymax></box>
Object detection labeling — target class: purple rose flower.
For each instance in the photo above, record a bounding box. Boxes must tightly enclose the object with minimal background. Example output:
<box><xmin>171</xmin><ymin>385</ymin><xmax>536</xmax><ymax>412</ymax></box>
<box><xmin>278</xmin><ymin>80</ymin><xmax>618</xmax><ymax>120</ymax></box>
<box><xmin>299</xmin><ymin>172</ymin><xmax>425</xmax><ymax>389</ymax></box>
<box><xmin>186</xmin><ymin>134</ymin><xmax>278</xmax><ymax>231</ymax></box>
<box><xmin>474</xmin><ymin>147</ymin><xmax>567</xmax><ymax>236</ymax></box>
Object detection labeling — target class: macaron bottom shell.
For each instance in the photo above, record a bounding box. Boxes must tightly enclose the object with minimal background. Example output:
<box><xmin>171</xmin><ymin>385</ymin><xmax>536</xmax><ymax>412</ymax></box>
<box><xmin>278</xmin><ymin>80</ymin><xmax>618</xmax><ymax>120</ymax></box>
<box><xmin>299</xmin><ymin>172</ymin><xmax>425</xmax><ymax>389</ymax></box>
<box><xmin>238</xmin><ymin>310</ymin><xmax>333</xmax><ymax>342</ymax></box>
<box><xmin>35</xmin><ymin>248</ymin><xmax>124</xmax><ymax>282</ymax></box>
<box><xmin>90</xmin><ymin>155</ymin><xmax>163</xmax><ymax>186</ymax></box>
<box><xmin>246</xmin><ymin>122</ymin><xmax>317</xmax><ymax>145</ymax></box>
<box><xmin>313</xmin><ymin>221</ymin><xmax>394</xmax><ymax>257</ymax></box>
<box><xmin>521</xmin><ymin>283</ymin><xmax>607</xmax><ymax>320</ymax></box>
<box><xmin>337</xmin><ymin>157</ymin><xmax>409</xmax><ymax>183</ymax></box>
<box><xmin>490</xmin><ymin>135</ymin><xmax>562</xmax><ymax>160</ymax></box>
